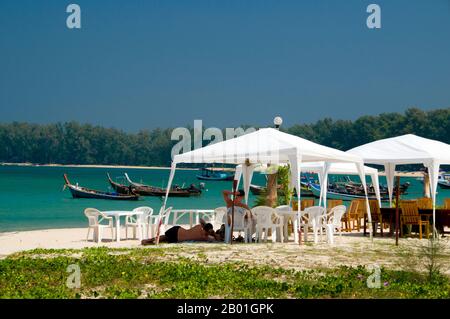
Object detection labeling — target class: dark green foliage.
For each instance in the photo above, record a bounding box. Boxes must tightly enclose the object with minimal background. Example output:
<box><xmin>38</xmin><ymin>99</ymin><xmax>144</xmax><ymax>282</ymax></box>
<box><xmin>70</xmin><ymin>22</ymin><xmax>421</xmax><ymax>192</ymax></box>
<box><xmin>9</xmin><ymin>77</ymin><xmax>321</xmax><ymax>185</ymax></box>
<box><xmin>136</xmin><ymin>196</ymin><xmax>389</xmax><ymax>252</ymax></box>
<box><xmin>0</xmin><ymin>107</ymin><xmax>448</xmax><ymax>166</ymax></box>
<box><xmin>0</xmin><ymin>122</ymin><xmax>175</xmax><ymax>166</ymax></box>
<box><xmin>0</xmin><ymin>248</ymin><xmax>448</xmax><ymax>299</ymax></box>
<box><xmin>277</xmin><ymin>165</ymin><xmax>292</xmax><ymax>206</ymax></box>
<box><xmin>285</xmin><ymin>107</ymin><xmax>450</xmax><ymax>150</ymax></box>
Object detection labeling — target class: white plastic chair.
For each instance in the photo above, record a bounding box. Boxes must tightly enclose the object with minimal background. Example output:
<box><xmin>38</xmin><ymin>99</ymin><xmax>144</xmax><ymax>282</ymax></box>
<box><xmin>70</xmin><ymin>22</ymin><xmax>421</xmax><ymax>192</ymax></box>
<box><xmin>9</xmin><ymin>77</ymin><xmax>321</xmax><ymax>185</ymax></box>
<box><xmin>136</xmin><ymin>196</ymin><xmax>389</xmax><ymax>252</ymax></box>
<box><xmin>213</xmin><ymin>207</ymin><xmax>228</xmax><ymax>230</ymax></box>
<box><xmin>224</xmin><ymin>206</ymin><xmax>253</xmax><ymax>243</ymax></box>
<box><xmin>84</xmin><ymin>208</ymin><xmax>114</xmax><ymax>243</ymax></box>
<box><xmin>125</xmin><ymin>206</ymin><xmax>153</xmax><ymax>240</ymax></box>
<box><xmin>300</xmin><ymin>206</ymin><xmax>327</xmax><ymax>243</ymax></box>
<box><xmin>275</xmin><ymin>205</ymin><xmax>291</xmax><ymax>212</ymax></box>
<box><xmin>150</xmin><ymin>206</ymin><xmax>172</xmax><ymax>238</ymax></box>
<box><xmin>252</xmin><ymin>206</ymin><xmax>284</xmax><ymax>243</ymax></box>
<box><xmin>147</xmin><ymin>207</ymin><xmax>161</xmax><ymax>238</ymax></box>
<box><xmin>325</xmin><ymin>205</ymin><xmax>347</xmax><ymax>243</ymax></box>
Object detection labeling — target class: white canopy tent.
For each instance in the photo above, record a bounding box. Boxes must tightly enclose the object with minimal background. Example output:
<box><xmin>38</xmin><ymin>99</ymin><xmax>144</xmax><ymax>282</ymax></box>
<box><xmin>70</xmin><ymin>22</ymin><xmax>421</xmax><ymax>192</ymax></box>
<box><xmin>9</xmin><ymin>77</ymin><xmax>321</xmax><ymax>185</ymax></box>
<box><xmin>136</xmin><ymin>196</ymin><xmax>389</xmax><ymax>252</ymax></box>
<box><xmin>347</xmin><ymin>134</ymin><xmax>450</xmax><ymax>237</ymax></box>
<box><xmin>160</xmin><ymin>128</ymin><xmax>373</xmax><ymax>242</ymax></box>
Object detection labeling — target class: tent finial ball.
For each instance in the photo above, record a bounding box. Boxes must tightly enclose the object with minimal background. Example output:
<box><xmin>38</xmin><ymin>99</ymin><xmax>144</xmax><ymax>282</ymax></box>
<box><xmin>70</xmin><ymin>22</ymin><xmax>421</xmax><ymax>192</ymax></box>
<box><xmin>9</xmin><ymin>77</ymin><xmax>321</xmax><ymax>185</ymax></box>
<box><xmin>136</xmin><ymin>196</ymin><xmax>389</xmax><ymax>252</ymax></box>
<box><xmin>273</xmin><ymin>116</ymin><xmax>283</xmax><ymax>129</ymax></box>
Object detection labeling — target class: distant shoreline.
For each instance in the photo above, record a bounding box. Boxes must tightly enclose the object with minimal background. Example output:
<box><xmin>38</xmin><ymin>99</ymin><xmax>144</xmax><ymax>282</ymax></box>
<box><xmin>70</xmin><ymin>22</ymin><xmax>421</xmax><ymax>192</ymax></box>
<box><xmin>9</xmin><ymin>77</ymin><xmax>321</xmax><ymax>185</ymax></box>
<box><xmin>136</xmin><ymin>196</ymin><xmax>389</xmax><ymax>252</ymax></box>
<box><xmin>0</xmin><ymin>162</ymin><xmax>425</xmax><ymax>176</ymax></box>
<box><xmin>0</xmin><ymin>162</ymin><xmax>195</xmax><ymax>171</ymax></box>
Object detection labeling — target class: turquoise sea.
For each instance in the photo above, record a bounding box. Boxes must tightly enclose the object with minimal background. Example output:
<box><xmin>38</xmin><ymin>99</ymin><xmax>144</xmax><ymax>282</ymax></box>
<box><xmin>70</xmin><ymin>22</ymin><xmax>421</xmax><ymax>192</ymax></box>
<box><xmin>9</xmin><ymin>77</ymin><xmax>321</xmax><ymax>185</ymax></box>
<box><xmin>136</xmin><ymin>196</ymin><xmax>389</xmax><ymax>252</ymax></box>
<box><xmin>0</xmin><ymin>165</ymin><xmax>448</xmax><ymax>232</ymax></box>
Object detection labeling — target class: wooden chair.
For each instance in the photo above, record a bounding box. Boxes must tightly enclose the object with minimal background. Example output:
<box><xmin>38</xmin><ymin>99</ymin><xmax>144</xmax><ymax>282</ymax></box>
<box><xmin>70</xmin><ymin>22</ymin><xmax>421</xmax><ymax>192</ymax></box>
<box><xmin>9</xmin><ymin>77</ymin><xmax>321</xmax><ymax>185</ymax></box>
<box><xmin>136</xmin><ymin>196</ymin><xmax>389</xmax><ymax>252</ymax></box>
<box><xmin>445</xmin><ymin>198</ymin><xmax>450</xmax><ymax>210</ymax></box>
<box><xmin>291</xmin><ymin>199</ymin><xmax>315</xmax><ymax>233</ymax></box>
<box><xmin>292</xmin><ymin>199</ymin><xmax>315</xmax><ymax>211</ymax></box>
<box><xmin>353</xmin><ymin>199</ymin><xmax>367</xmax><ymax>233</ymax></box>
<box><xmin>292</xmin><ymin>200</ymin><xmax>298</xmax><ymax>211</ymax></box>
<box><xmin>346</xmin><ymin>200</ymin><xmax>361</xmax><ymax>232</ymax></box>
<box><xmin>301</xmin><ymin>199</ymin><xmax>315</xmax><ymax>210</ymax></box>
<box><xmin>399</xmin><ymin>200</ymin><xmax>430</xmax><ymax>239</ymax></box>
<box><xmin>368</xmin><ymin>200</ymin><xmax>383</xmax><ymax>237</ymax></box>
<box><xmin>360</xmin><ymin>200</ymin><xmax>369</xmax><ymax>235</ymax></box>
<box><xmin>359</xmin><ymin>199</ymin><xmax>383</xmax><ymax>236</ymax></box>
<box><xmin>416</xmin><ymin>197</ymin><xmax>433</xmax><ymax>209</ymax></box>
<box><xmin>327</xmin><ymin>199</ymin><xmax>343</xmax><ymax>209</ymax></box>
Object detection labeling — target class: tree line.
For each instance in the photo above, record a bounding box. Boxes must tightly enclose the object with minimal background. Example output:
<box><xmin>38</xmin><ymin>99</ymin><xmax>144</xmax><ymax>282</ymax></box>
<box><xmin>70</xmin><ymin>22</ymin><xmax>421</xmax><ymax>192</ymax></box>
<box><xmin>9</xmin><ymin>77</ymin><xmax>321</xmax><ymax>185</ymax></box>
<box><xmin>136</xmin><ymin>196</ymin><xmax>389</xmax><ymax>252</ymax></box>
<box><xmin>0</xmin><ymin>107</ymin><xmax>448</xmax><ymax>167</ymax></box>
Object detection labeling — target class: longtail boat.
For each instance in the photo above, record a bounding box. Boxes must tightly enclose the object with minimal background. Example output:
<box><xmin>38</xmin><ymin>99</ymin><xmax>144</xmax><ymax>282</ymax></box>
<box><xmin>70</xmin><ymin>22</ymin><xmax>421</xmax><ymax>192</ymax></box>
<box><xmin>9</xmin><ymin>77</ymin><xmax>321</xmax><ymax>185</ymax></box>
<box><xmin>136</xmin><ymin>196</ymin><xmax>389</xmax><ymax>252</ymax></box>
<box><xmin>124</xmin><ymin>173</ymin><xmax>202</xmax><ymax>197</ymax></box>
<box><xmin>107</xmin><ymin>173</ymin><xmax>134</xmax><ymax>195</ymax></box>
<box><xmin>249</xmin><ymin>182</ymin><xmax>314</xmax><ymax>197</ymax></box>
<box><xmin>307</xmin><ymin>182</ymin><xmax>399</xmax><ymax>201</ymax></box>
<box><xmin>63</xmin><ymin>174</ymin><xmax>140</xmax><ymax>200</ymax></box>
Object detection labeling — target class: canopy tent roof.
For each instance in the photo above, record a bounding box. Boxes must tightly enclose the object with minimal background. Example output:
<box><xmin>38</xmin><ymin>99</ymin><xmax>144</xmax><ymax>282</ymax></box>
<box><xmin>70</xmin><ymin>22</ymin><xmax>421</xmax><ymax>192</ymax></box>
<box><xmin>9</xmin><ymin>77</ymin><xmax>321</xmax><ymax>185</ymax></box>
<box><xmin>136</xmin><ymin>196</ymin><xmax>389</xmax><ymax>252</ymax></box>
<box><xmin>173</xmin><ymin>128</ymin><xmax>363</xmax><ymax>165</ymax></box>
<box><xmin>347</xmin><ymin>134</ymin><xmax>450</xmax><ymax>238</ymax></box>
<box><xmin>347</xmin><ymin>134</ymin><xmax>450</xmax><ymax>165</ymax></box>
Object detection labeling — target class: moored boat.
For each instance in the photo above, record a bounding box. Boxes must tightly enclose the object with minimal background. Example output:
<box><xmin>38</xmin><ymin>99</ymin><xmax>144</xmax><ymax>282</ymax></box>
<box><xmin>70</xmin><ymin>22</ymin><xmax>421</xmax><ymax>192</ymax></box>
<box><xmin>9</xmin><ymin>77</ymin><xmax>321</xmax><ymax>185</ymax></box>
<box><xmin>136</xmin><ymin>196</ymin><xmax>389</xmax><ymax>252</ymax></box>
<box><xmin>196</xmin><ymin>168</ymin><xmax>234</xmax><ymax>181</ymax></box>
<box><xmin>124</xmin><ymin>173</ymin><xmax>165</xmax><ymax>196</ymax></box>
<box><xmin>308</xmin><ymin>182</ymin><xmax>389</xmax><ymax>201</ymax></box>
<box><xmin>249</xmin><ymin>184</ymin><xmax>267</xmax><ymax>195</ymax></box>
<box><xmin>124</xmin><ymin>173</ymin><xmax>202</xmax><ymax>197</ymax></box>
<box><xmin>63</xmin><ymin>174</ymin><xmax>140</xmax><ymax>200</ymax></box>
<box><xmin>337</xmin><ymin>175</ymin><xmax>410</xmax><ymax>196</ymax></box>
<box><xmin>438</xmin><ymin>173</ymin><xmax>450</xmax><ymax>189</ymax></box>
<box><xmin>249</xmin><ymin>182</ymin><xmax>314</xmax><ymax>197</ymax></box>
<box><xmin>107</xmin><ymin>173</ymin><xmax>134</xmax><ymax>195</ymax></box>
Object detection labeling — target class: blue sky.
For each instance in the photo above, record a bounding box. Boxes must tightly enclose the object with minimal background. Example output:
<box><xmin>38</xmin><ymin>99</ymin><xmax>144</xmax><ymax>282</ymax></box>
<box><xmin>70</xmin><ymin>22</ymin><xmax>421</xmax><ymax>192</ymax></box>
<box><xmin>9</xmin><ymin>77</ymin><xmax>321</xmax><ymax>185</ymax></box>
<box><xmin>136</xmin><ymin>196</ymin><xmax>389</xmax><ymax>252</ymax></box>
<box><xmin>0</xmin><ymin>0</ymin><xmax>449</xmax><ymax>131</ymax></box>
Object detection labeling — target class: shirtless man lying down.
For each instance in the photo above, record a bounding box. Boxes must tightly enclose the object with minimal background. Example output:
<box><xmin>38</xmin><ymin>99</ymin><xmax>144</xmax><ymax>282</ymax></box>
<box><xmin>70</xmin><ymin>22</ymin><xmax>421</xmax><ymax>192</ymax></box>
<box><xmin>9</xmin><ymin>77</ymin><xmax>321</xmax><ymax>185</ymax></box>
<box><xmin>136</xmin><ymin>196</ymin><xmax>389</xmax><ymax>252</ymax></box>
<box><xmin>141</xmin><ymin>219</ymin><xmax>219</xmax><ymax>245</ymax></box>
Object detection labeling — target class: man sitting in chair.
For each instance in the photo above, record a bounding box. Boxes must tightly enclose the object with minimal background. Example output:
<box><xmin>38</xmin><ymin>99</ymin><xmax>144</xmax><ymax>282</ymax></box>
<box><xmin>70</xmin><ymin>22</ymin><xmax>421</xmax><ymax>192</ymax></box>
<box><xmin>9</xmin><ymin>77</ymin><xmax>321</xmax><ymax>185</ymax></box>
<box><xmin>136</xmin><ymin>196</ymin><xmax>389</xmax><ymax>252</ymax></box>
<box><xmin>222</xmin><ymin>189</ymin><xmax>250</xmax><ymax>210</ymax></box>
<box><xmin>141</xmin><ymin>218</ymin><xmax>219</xmax><ymax>245</ymax></box>
<box><xmin>222</xmin><ymin>189</ymin><xmax>255</xmax><ymax>240</ymax></box>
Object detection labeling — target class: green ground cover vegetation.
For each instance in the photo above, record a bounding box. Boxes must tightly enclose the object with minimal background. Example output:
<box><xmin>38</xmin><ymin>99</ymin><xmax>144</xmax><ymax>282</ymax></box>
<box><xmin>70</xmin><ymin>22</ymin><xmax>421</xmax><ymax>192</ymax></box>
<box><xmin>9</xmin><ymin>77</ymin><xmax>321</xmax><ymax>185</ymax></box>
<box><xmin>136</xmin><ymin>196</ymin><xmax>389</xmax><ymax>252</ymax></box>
<box><xmin>1</xmin><ymin>247</ymin><xmax>448</xmax><ymax>299</ymax></box>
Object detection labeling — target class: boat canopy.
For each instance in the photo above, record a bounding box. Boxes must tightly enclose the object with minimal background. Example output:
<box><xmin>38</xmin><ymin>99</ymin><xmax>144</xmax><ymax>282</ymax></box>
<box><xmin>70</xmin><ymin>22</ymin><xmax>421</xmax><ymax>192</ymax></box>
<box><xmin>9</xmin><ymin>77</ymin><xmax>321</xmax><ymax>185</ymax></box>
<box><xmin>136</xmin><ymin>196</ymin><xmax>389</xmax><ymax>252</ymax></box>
<box><xmin>163</xmin><ymin>128</ymin><xmax>373</xmax><ymax>240</ymax></box>
<box><xmin>347</xmin><ymin>134</ymin><xmax>450</xmax><ymax>236</ymax></box>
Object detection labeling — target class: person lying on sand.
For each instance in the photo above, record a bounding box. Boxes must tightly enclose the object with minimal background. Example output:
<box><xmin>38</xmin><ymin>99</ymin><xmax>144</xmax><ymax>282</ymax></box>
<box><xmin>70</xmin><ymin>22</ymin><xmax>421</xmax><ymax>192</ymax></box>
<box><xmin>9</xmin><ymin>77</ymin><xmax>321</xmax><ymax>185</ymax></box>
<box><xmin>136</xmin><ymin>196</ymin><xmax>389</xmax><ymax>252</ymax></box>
<box><xmin>141</xmin><ymin>219</ymin><xmax>220</xmax><ymax>245</ymax></box>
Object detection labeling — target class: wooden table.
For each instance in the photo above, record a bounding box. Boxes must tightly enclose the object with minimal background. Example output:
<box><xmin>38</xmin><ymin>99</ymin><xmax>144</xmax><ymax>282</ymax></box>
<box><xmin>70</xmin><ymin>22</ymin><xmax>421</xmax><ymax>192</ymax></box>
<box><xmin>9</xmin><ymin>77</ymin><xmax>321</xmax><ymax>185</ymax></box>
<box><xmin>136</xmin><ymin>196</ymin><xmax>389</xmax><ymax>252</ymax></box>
<box><xmin>379</xmin><ymin>208</ymin><xmax>450</xmax><ymax>236</ymax></box>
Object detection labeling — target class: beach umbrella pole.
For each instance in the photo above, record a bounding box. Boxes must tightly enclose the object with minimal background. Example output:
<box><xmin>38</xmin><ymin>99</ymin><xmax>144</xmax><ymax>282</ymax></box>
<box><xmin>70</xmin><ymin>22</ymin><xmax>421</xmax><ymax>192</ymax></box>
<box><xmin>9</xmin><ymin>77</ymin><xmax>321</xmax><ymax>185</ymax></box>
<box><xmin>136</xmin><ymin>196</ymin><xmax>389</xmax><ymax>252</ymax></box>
<box><xmin>156</xmin><ymin>218</ymin><xmax>162</xmax><ymax>245</ymax></box>
<box><xmin>395</xmin><ymin>176</ymin><xmax>400</xmax><ymax>246</ymax></box>
<box><xmin>229</xmin><ymin>179</ymin><xmax>238</xmax><ymax>244</ymax></box>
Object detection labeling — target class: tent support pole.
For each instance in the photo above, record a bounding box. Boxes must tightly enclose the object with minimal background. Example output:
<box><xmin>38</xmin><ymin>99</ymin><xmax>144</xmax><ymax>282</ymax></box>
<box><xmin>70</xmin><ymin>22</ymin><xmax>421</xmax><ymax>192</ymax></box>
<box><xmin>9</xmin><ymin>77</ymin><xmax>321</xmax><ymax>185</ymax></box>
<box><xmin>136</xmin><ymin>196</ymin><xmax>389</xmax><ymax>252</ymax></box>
<box><xmin>395</xmin><ymin>176</ymin><xmax>400</xmax><ymax>246</ymax></box>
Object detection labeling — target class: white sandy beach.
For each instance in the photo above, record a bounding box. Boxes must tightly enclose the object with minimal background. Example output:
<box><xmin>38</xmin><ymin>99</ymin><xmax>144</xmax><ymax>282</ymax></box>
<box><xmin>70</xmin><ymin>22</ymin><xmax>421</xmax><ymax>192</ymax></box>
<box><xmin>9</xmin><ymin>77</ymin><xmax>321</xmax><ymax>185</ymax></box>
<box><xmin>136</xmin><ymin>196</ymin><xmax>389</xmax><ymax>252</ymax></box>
<box><xmin>2</xmin><ymin>227</ymin><xmax>449</xmax><ymax>276</ymax></box>
<box><xmin>0</xmin><ymin>227</ymin><xmax>151</xmax><ymax>257</ymax></box>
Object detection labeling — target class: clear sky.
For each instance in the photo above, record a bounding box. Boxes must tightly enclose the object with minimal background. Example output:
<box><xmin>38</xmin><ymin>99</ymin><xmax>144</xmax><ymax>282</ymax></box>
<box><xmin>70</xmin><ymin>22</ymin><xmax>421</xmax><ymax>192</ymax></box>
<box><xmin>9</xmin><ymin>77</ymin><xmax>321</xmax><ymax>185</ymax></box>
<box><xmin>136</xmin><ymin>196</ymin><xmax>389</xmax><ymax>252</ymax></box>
<box><xmin>1</xmin><ymin>0</ymin><xmax>449</xmax><ymax>131</ymax></box>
